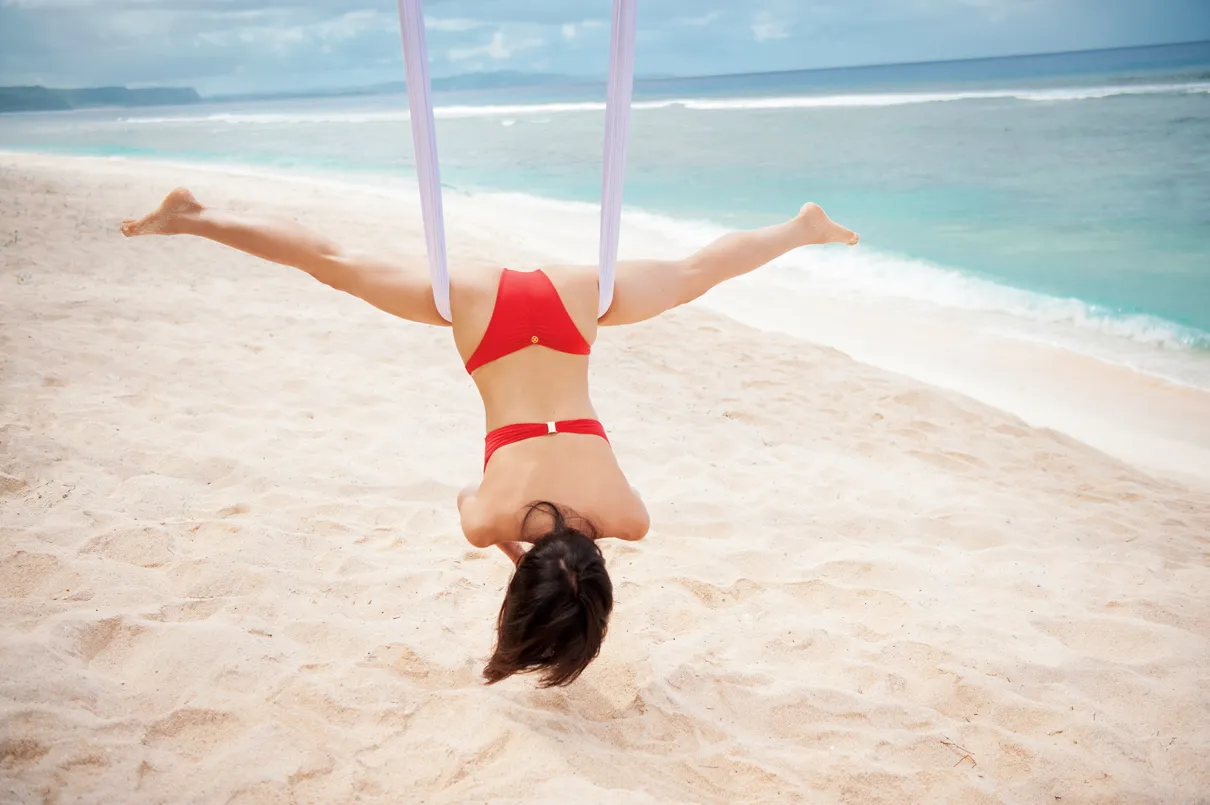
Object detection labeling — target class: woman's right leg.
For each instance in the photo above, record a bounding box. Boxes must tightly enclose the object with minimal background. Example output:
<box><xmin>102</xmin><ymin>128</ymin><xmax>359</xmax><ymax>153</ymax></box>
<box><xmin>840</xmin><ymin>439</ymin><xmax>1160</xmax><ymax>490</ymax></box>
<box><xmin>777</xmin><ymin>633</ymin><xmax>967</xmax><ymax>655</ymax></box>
<box><xmin>122</xmin><ymin>188</ymin><xmax>449</xmax><ymax>325</ymax></box>
<box><xmin>122</xmin><ymin>187</ymin><xmax>348</xmax><ymax>276</ymax></box>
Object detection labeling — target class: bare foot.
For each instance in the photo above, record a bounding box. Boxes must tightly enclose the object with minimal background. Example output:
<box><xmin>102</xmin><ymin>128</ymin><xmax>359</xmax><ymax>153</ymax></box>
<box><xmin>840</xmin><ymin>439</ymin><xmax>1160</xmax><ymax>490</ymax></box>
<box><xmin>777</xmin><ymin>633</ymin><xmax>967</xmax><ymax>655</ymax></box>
<box><xmin>796</xmin><ymin>202</ymin><xmax>859</xmax><ymax>246</ymax></box>
<box><xmin>121</xmin><ymin>187</ymin><xmax>202</xmax><ymax>237</ymax></box>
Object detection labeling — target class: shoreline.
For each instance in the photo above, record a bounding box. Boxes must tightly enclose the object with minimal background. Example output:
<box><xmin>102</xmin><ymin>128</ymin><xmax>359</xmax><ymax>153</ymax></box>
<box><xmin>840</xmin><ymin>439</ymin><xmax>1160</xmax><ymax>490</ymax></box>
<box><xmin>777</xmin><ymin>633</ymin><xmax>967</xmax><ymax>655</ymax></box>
<box><xmin>5</xmin><ymin>146</ymin><xmax>1205</xmax><ymax>359</ymax></box>
<box><xmin>4</xmin><ymin>149</ymin><xmax>1209</xmax><ymax>487</ymax></box>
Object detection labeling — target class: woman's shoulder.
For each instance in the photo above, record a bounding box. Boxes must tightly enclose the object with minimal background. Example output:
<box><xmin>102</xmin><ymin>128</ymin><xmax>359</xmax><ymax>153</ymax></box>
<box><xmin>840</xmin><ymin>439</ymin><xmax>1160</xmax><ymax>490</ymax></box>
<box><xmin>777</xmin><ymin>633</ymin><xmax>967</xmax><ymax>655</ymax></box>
<box><xmin>539</xmin><ymin>264</ymin><xmax>599</xmax><ymax>285</ymax></box>
<box><xmin>537</xmin><ymin>265</ymin><xmax>601</xmax><ymax>323</ymax></box>
<box><xmin>450</xmin><ymin>263</ymin><xmax>503</xmax><ymax>295</ymax></box>
<box><xmin>475</xmin><ymin>456</ymin><xmax>649</xmax><ymax>544</ymax></box>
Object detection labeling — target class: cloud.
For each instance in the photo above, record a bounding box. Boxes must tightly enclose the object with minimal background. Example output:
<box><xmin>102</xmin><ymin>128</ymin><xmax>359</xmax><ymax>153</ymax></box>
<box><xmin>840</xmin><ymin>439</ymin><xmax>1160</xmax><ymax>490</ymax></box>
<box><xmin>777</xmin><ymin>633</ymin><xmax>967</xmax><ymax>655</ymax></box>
<box><xmin>0</xmin><ymin>1</ymin><xmax>411</xmax><ymax>92</ymax></box>
<box><xmin>194</xmin><ymin>10</ymin><xmax>391</xmax><ymax>53</ymax></box>
<box><xmin>751</xmin><ymin>11</ymin><xmax>790</xmax><ymax>41</ymax></box>
<box><xmin>679</xmin><ymin>11</ymin><xmax>721</xmax><ymax>26</ymax></box>
<box><xmin>424</xmin><ymin>17</ymin><xmax>486</xmax><ymax>33</ymax></box>
<box><xmin>447</xmin><ymin>30</ymin><xmax>544</xmax><ymax>62</ymax></box>
<box><xmin>316</xmin><ymin>10</ymin><xmax>395</xmax><ymax>41</ymax></box>
<box><xmin>2</xmin><ymin>0</ymin><xmax>1208</xmax><ymax>94</ymax></box>
<box><xmin>560</xmin><ymin>19</ymin><xmax>604</xmax><ymax>41</ymax></box>
<box><xmin>950</xmin><ymin>0</ymin><xmax>1044</xmax><ymax>23</ymax></box>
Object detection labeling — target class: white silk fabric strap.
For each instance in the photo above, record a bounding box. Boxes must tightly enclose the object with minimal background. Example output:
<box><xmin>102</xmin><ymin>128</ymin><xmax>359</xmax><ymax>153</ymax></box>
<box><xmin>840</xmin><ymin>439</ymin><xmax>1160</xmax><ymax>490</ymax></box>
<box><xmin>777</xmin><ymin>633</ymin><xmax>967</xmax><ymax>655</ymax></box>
<box><xmin>394</xmin><ymin>0</ymin><xmax>637</xmax><ymax>322</ymax></box>
<box><xmin>597</xmin><ymin>0</ymin><xmax>637</xmax><ymax>317</ymax></box>
<box><xmin>396</xmin><ymin>0</ymin><xmax>451</xmax><ymax>321</ymax></box>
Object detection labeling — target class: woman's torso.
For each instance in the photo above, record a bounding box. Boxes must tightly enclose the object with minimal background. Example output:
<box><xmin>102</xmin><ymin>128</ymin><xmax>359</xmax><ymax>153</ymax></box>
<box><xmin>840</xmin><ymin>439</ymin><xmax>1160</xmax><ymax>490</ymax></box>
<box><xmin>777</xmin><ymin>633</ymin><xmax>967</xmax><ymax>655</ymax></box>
<box><xmin>449</xmin><ymin>265</ymin><xmax>644</xmax><ymax>540</ymax></box>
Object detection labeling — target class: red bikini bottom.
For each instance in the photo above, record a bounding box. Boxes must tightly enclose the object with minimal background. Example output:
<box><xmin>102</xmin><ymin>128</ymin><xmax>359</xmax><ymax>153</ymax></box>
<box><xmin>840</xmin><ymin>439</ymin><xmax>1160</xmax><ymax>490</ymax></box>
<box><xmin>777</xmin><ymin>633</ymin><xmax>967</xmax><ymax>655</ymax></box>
<box><xmin>483</xmin><ymin>419</ymin><xmax>608</xmax><ymax>469</ymax></box>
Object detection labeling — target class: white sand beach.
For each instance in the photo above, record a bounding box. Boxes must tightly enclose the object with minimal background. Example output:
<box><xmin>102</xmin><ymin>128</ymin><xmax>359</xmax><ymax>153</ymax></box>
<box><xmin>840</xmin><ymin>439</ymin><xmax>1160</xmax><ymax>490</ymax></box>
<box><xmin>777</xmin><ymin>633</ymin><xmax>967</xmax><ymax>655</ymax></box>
<box><xmin>2</xmin><ymin>153</ymin><xmax>1209</xmax><ymax>804</ymax></box>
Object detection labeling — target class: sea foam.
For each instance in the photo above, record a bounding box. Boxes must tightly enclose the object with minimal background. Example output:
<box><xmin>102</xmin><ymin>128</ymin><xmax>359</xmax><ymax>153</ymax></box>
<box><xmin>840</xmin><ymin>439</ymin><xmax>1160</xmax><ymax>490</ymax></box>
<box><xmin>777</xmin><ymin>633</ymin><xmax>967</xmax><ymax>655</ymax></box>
<box><xmin>113</xmin><ymin>81</ymin><xmax>1210</xmax><ymax>126</ymax></box>
<box><xmin>444</xmin><ymin>185</ymin><xmax>1209</xmax><ymax>357</ymax></box>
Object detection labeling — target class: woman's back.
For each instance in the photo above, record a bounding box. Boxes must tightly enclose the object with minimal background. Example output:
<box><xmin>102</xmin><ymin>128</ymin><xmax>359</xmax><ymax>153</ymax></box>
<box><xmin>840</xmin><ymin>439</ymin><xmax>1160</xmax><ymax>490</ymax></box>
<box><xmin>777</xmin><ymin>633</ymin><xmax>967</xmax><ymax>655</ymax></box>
<box><xmin>449</xmin><ymin>265</ymin><xmax>648</xmax><ymax>545</ymax></box>
<box><xmin>450</xmin><ymin>264</ymin><xmax>600</xmax><ymax>427</ymax></box>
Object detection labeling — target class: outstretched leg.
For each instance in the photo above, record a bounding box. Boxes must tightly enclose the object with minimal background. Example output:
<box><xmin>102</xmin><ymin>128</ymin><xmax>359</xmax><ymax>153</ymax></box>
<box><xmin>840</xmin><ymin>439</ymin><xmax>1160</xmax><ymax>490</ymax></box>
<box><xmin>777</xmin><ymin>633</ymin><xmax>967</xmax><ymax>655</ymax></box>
<box><xmin>122</xmin><ymin>188</ymin><xmax>448</xmax><ymax>326</ymax></box>
<box><xmin>598</xmin><ymin>203</ymin><xmax>857</xmax><ymax>326</ymax></box>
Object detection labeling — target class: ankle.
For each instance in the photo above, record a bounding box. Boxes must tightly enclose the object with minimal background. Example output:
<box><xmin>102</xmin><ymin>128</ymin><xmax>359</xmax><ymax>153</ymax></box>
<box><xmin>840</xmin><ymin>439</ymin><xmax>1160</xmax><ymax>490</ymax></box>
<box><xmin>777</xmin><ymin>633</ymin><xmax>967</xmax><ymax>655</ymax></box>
<box><xmin>167</xmin><ymin>208</ymin><xmax>204</xmax><ymax>236</ymax></box>
<box><xmin>784</xmin><ymin>215</ymin><xmax>814</xmax><ymax>248</ymax></box>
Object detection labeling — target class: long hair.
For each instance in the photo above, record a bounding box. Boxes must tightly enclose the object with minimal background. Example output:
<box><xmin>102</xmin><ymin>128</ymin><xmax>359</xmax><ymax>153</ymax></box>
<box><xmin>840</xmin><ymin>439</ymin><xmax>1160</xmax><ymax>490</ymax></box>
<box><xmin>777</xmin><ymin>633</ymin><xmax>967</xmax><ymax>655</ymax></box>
<box><xmin>482</xmin><ymin>502</ymin><xmax>613</xmax><ymax>687</ymax></box>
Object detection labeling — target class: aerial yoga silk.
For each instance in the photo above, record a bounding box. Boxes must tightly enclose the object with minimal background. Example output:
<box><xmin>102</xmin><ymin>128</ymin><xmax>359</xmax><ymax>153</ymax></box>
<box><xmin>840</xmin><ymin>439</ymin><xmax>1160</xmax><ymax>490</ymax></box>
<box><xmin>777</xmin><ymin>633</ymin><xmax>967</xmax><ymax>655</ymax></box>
<box><xmin>395</xmin><ymin>0</ymin><xmax>637</xmax><ymax>321</ymax></box>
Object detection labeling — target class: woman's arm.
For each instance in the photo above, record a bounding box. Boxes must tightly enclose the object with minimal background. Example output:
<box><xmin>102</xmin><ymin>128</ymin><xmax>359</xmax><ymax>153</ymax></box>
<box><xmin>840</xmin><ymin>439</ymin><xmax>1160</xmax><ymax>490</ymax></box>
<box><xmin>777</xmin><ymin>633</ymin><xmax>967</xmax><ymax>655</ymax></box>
<box><xmin>457</xmin><ymin>482</ymin><xmax>493</xmax><ymax>548</ymax></box>
<box><xmin>458</xmin><ymin>486</ymin><xmax>526</xmax><ymax>563</ymax></box>
<box><xmin>122</xmin><ymin>187</ymin><xmax>449</xmax><ymax>326</ymax></box>
<box><xmin>599</xmin><ymin>203</ymin><xmax>857</xmax><ymax>327</ymax></box>
<box><xmin>495</xmin><ymin>542</ymin><xmax>527</xmax><ymax>565</ymax></box>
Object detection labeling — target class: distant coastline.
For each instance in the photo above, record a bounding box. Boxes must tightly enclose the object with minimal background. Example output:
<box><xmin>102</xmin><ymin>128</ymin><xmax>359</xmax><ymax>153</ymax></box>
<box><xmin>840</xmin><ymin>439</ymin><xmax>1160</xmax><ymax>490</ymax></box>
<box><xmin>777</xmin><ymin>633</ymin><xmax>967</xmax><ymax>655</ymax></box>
<box><xmin>0</xmin><ymin>72</ymin><xmax>581</xmax><ymax>114</ymax></box>
<box><xmin>0</xmin><ymin>86</ymin><xmax>202</xmax><ymax>114</ymax></box>
<box><xmin>4</xmin><ymin>38</ymin><xmax>1205</xmax><ymax>115</ymax></box>
<box><xmin>206</xmin><ymin>70</ymin><xmax>588</xmax><ymax>103</ymax></box>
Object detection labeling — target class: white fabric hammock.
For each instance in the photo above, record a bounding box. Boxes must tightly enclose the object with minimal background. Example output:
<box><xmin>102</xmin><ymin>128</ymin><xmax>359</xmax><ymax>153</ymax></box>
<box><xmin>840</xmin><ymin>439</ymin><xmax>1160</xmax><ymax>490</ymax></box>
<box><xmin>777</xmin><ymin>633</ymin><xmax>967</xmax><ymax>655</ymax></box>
<box><xmin>395</xmin><ymin>0</ymin><xmax>637</xmax><ymax>321</ymax></box>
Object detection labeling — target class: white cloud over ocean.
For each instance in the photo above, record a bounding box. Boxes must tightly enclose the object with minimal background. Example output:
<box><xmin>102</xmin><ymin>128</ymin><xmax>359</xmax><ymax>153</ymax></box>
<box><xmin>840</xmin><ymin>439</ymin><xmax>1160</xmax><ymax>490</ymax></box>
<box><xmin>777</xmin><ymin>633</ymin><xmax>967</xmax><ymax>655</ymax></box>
<box><xmin>1</xmin><ymin>0</ymin><xmax>1206</xmax><ymax>94</ymax></box>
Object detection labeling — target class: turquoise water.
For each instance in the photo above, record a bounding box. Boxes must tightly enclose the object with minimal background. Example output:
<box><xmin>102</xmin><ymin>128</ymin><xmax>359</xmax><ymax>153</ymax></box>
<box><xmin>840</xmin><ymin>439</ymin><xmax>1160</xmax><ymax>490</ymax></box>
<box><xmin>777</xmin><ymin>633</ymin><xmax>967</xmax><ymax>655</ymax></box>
<box><xmin>3</xmin><ymin>42</ymin><xmax>1209</xmax><ymax>377</ymax></box>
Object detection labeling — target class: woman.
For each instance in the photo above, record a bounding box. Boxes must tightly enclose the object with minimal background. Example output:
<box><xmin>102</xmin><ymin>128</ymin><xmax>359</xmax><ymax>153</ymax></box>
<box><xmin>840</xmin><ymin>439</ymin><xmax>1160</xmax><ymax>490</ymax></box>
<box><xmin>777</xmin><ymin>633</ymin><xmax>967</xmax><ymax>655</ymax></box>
<box><xmin>121</xmin><ymin>188</ymin><xmax>858</xmax><ymax>686</ymax></box>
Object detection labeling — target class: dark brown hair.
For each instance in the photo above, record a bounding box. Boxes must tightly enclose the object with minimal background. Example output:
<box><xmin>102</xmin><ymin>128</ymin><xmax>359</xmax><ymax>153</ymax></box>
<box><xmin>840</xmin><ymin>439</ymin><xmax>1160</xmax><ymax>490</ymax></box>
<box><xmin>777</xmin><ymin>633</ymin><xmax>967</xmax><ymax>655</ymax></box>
<box><xmin>482</xmin><ymin>502</ymin><xmax>613</xmax><ymax>687</ymax></box>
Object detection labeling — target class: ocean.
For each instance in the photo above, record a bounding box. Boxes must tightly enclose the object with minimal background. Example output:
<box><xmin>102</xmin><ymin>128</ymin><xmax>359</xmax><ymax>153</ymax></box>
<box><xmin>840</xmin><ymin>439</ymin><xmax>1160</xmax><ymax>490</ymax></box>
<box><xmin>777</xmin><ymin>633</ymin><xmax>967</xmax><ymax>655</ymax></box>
<box><xmin>3</xmin><ymin>41</ymin><xmax>1209</xmax><ymax>388</ymax></box>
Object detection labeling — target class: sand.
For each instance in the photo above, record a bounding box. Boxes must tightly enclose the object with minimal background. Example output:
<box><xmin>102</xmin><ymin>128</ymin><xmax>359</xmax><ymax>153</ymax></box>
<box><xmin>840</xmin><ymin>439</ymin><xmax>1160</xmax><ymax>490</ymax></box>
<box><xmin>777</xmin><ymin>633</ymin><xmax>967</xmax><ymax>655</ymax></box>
<box><xmin>2</xmin><ymin>153</ymin><xmax>1209</xmax><ymax>805</ymax></box>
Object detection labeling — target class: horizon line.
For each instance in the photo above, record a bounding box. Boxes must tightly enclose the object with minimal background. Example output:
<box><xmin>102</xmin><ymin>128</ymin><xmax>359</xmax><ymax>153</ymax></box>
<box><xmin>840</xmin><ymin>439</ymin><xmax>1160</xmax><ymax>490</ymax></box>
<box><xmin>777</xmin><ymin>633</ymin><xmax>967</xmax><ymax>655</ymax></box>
<box><xmin>639</xmin><ymin>37</ymin><xmax>1210</xmax><ymax>84</ymax></box>
<box><xmin>7</xmin><ymin>37</ymin><xmax>1207</xmax><ymax>96</ymax></box>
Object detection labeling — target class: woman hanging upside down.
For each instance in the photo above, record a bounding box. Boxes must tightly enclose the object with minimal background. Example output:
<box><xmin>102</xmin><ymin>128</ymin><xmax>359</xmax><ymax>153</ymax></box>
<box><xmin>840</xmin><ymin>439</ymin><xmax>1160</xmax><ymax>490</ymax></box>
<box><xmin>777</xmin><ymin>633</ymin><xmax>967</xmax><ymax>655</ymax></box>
<box><xmin>121</xmin><ymin>189</ymin><xmax>858</xmax><ymax>687</ymax></box>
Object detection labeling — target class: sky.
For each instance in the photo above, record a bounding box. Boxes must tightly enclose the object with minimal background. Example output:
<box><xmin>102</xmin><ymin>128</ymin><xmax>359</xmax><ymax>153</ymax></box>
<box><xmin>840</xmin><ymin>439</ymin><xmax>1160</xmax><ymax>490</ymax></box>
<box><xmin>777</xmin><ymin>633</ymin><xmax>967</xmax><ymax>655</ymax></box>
<box><xmin>1</xmin><ymin>0</ymin><xmax>1209</xmax><ymax>95</ymax></box>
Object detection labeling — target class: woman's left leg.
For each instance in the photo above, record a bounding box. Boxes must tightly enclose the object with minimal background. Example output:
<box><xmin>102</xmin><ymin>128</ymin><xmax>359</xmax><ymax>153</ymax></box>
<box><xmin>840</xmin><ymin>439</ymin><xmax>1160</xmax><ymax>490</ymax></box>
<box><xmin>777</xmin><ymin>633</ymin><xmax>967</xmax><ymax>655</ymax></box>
<box><xmin>598</xmin><ymin>202</ymin><xmax>857</xmax><ymax>326</ymax></box>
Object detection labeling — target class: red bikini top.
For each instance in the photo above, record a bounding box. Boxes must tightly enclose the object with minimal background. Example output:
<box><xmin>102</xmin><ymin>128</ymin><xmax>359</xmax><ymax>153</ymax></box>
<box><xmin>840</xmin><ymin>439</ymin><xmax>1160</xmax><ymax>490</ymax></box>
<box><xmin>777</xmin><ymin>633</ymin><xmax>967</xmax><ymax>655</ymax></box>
<box><xmin>464</xmin><ymin>269</ymin><xmax>592</xmax><ymax>374</ymax></box>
